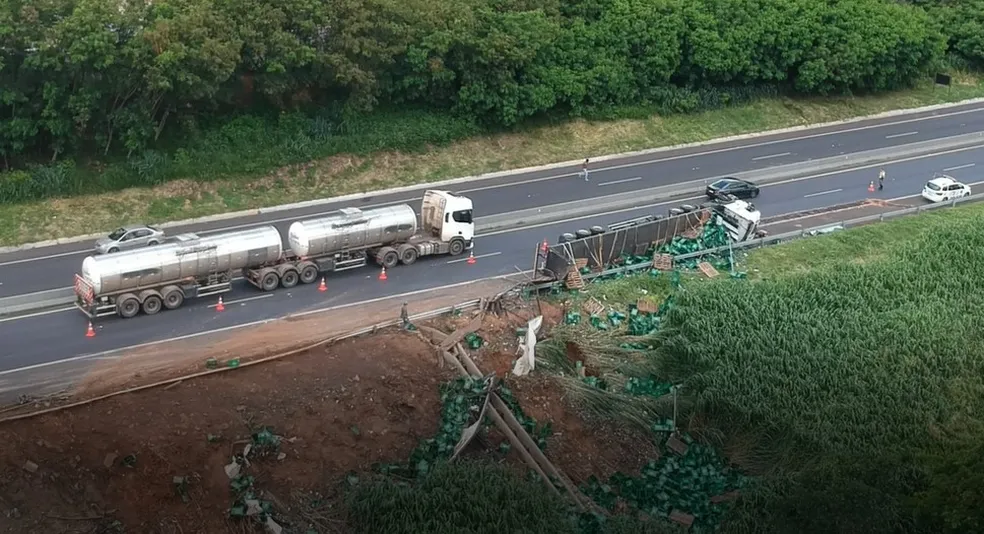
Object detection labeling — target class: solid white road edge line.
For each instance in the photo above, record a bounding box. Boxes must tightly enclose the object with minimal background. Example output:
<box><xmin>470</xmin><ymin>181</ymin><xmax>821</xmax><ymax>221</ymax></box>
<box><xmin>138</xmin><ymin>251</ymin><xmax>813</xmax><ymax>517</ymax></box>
<box><xmin>0</xmin><ymin>273</ymin><xmax>529</xmax><ymax>377</ymax></box>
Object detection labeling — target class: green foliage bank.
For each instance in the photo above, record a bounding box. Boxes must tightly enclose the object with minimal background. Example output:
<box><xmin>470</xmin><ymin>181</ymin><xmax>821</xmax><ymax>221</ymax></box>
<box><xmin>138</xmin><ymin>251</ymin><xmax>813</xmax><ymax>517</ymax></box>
<box><xmin>0</xmin><ymin>0</ymin><xmax>960</xmax><ymax>203</ymax></box>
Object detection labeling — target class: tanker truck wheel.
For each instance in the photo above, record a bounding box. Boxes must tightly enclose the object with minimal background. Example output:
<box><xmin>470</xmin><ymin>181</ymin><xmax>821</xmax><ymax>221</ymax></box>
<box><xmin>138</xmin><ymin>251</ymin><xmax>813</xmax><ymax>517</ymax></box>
<box><xmin>161</xmin><ymin>286</ymin><xmax>184</xmax><ymax>310</ymax></box>
<box><xmin>116</xmin><ymin>295</ymin><xmax>140</xmax><ymax>319</ymax></box>
<box><xmin>376</xmin><ymin>247</ymin><xmax>399</xmax><ymax>269</ymax></box>
<box><xmin>398</xmin><ymin>244</ymin><xmax>418</xmax><ymax>266</ymax></box>
<box><xmin>260</xmin><ymin>270</ymin><xmax>280</xmax><ymax>292</ymax></box>
<box><xmin>298</xmin><ymin>263</ymin><xmax>319</xmax><ymax>285</ymax></box>
<box><xmin>142</xmin><ymin>295</ymin><xmax>163</xmax><ymax>315</ymax></box>
<box><xmin>279</xmin><ymin>269</ymin><xmax>299</xmax><ymax>289</ymax></box>
<box><xmin>448</xmin><ymin>238</ymin><xmax>465</xmax><ymax>256</ymax></box>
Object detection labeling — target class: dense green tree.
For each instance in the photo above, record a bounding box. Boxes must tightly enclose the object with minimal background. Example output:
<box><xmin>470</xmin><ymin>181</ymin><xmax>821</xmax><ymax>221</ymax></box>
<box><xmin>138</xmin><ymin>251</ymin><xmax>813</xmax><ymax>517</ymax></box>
<box><xmin>0</xmin><ymin>0</ymin><xmax>960</xmax><ymax>182</ymax></box>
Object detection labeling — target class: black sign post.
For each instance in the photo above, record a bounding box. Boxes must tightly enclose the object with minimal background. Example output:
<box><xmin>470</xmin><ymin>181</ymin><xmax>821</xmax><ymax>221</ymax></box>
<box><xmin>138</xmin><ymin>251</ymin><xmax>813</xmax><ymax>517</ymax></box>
<box><xmin>935</xmin><ymin>73</ymin><xmax>952</xmax><ymax>91</ymax></box>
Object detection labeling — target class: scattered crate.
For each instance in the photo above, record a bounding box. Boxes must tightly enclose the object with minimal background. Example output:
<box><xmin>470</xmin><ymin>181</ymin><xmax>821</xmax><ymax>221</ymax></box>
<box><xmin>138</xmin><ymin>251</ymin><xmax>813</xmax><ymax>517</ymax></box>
<box><xmin>565</xmin><ymin>269</ymin><xmax>585</xmax><ymax>290</ymax></box>
<box><xmin>710</xmin><ymin>491</ymin><xmax>740</xmax><ymax>504</ymax></box>
<box><xmin>666</xmin><ymin>434</ymin><xmax>689</xmax><ymax>456</ymax></box>
<box><xmin>651</xmin><ymin>253</ymin><xmax>674</xmax><ymax>271</ymax></box>
<box><xmin>636</xmin><ymin>298</ymin><xmax>659</xmax><ymax>314</ymax></box>
<box><xmin>697</xmin><ymin>261</ymin><xmax>720</xmax><ymax>278</ymax></box>
<box><xmin>669</xmin><ymin>510</ymin><xmax>695</xmax><ymax>529</ymax></box>
<box><xmin>583</xmin><ymin>297</ymin><xmax>605</xmax><ymax>317</ymax></box>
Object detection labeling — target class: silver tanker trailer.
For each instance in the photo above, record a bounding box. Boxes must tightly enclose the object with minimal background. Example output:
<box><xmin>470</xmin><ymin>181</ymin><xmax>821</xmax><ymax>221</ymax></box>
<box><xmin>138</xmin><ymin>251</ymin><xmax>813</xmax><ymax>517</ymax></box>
<box><xmin>73</xmin><ymin>189</ymin><xmax>474</xmax><ymax>319</ymax></box>
<box><xmin>241</xmin><ymin>189</ymin><xmax>474</xmax><ymax>292</ymax></box>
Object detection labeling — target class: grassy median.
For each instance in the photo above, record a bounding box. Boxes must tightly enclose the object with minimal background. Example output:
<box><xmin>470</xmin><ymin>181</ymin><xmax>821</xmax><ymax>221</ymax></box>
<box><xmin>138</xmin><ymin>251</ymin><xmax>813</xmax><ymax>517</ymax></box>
<box><xmin>1</xmin><ymin>74</ymin><xmax>982</xmax><ymax>248</ymax></box>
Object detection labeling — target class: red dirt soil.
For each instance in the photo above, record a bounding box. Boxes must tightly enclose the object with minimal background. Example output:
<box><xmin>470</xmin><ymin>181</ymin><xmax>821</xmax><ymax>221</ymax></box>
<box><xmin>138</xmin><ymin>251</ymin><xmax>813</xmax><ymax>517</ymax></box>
<box><xmin>0</xmin><ymin>299</ymin><xmax>655</xmax><ymax>534</ymax></box>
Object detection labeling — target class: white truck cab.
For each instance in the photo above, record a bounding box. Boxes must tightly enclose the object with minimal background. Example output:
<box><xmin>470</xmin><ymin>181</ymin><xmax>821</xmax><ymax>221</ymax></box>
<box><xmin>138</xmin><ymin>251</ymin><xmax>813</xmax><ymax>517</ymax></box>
<box><xmin>713</xmin><ymin>199</ymin><xmax>761</xmax><ymax>242</ymax></box>
<box><xmin>422</xmin><ymin>190</ymin><xmax>475</xmax><ymax>246</ymax></box>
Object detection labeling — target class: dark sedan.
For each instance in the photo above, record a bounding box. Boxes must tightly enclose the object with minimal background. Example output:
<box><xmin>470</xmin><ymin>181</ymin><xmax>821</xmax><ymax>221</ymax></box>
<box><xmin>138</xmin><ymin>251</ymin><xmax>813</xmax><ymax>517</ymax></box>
<box><xmin>705</xmin><ymin>177</ymin><xmax>760</xmax><ymax>200</ymax></box>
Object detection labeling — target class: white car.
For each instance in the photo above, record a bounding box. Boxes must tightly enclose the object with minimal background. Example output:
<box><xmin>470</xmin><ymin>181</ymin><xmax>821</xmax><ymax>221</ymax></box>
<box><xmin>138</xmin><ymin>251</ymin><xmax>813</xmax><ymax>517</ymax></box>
<box><xmin>922</xmin><ymin>175</ymin><xmax>971</xmax><ymax>203</ymax></box>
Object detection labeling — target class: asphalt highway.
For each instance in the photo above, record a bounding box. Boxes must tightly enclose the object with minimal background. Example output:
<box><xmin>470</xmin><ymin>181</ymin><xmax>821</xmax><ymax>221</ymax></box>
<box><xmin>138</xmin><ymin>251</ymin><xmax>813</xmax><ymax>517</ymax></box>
<box><xmin>0</xmin><ymin>152</ymin><xmax>981</xmax><ymax>378</ymax></box>
<box><xmin>3</xmin><ymin>101</ymin><xmax>984</xmax><ymax>297</ymax></box>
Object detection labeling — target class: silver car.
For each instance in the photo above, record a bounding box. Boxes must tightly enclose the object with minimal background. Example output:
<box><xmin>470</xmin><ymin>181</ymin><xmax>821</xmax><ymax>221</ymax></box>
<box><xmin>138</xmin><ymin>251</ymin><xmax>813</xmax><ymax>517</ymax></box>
<box><xmin>94</xmin><ymin>225</ymin><xmax>166</xmax><ymax>254</ymax></box>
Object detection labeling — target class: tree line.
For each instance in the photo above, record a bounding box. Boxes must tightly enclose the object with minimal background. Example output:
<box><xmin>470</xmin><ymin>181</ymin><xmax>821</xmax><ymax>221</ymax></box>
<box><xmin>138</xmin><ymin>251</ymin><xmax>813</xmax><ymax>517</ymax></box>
<box><xmin>0</xmin><ymin>0</ymin><xmax>978</xmax><ymax>199</ymax></box>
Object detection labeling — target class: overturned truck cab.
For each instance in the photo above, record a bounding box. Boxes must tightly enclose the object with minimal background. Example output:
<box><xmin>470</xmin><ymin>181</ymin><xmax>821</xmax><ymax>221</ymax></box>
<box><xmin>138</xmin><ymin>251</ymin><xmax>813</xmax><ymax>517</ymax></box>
<box><xmin>532</xmin><ymin>198</ymin><xmax>762</xmax><ymax>284</ymax></box>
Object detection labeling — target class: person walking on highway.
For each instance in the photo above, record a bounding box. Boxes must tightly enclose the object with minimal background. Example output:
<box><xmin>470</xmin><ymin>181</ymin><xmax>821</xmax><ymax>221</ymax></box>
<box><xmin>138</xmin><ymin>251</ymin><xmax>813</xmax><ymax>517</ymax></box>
<box><xmin>581</xmin><ymin>158</ymin><xmax>590</xmax><ymax>182</ymax></box>
<box><xmin>878</xmin><ymin>168</ymin><xmax>885</xmax><ymax>191</ymax></box>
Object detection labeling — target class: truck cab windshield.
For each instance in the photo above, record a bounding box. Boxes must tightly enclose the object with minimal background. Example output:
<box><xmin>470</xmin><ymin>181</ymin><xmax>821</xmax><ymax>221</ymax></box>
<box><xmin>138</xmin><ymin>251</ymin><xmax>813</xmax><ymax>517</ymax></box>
<box><xmin>452</xmin><ymin>209</ymin><xmax>473</xmax><ymax>224</ymax></box>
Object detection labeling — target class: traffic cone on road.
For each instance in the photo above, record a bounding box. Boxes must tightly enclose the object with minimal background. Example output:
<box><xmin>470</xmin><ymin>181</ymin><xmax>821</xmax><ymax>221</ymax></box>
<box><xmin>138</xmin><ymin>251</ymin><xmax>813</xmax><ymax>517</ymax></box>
<box><xmin>379</xmin><ymin>267</ymin><xmax>388</xmax><ymax>281</ymax></box>
<box><xmin>467</xmin><ymin>251</ymin><xmax>476</xmax><ymax>264</ymax></box>
<box><xmin>216</xmin><ymin>296</ymin><xmax>225</xmax><ymax>312</ymax></box>
<box><xmin>867</xmin><ymin>181</ymin><xmax>875</xmax><ymax>192</ymax></box>
<box><xmin>318</xmin><ymin>277</ymin><xmax>327</xmax><ymax>292</ymax></box>
<box><xmin>85</xmin><ymin>322</ymin><xmax>95</xmax><ymax>338</ymax></box>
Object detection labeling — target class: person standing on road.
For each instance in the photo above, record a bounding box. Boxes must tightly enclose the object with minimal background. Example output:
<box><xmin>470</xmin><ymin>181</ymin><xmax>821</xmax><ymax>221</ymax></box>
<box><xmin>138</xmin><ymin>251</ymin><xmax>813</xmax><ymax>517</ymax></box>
<box><xmin>581</xmin><ymin>158</ymin><xmax>590</xmax><ymax>182</ymax></box>
<box><xmin>400</xmin><ymin>301</ymin><xmax>410</xmax><ymax>329</ymax></box>
<box><xmin>878</xmin><ymin>168</ymin><xmax>885</xmax><ymax>191</ymax></box>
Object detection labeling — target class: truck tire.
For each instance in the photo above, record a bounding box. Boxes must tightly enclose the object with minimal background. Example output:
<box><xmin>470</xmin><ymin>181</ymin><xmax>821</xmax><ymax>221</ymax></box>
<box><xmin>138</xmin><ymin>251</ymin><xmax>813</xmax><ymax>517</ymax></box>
<box><xmin>142</xmin><ymin>294</ymin><xmax>163</xmax><ymax>315</ymax></box>
<box><xmin>398</xmin><ymin>244</ymin><xmax>419</xmax><ymax>266</ymax></box>
<box><xmin>280</xmin><ymin>269</ymin><xmax>299</xmax><ymax>288</ymax></box>
<box><xmin>298</xmin><ymin>263</ymin><xmax>319</xmax><ymax>284</ymax></box>
<box><xmin>260</xmin><ymin>270</ymin><xmax>280</xmax><ymax>291</ymax></box>
<box><xmin>161</xmin><ymin>286</ymin><xmax>184</xmax><ymax>310</ymax></box>
<box><xmin>117</xmin><ymin>294</ymin><xmax>140</xmax><ymax>318</ymax></box>
<box><xmin>376</xmin><ymin>247</ymin><xmax>399</xmax><ymax>269</ymax></box>
<box><xmin>449</xmin><ymin>238</ymin><xmax>465</xmax><ymax>256</ymax></box>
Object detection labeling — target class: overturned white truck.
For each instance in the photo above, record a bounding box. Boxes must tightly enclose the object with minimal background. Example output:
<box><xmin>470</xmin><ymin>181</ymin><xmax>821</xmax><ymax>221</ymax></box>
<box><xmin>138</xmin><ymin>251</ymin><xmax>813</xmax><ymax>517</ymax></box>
<box><xmin>74</xmin><ymin>190</ymin><xmax>475</xmax><ymax>319</ymax></box>
<box><xmin>532</xmin><ymin>198</ymin><xmax>761</xmax><ymax>284</ymax></box>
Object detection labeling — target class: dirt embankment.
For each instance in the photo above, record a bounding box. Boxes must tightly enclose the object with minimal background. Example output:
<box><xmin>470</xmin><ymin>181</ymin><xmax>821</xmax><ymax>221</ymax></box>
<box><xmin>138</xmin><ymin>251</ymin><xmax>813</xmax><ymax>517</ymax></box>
<box><xmin>0</xmin><ymin>295</ymin><xmax>655</xmax><ymax>534</ymax></box>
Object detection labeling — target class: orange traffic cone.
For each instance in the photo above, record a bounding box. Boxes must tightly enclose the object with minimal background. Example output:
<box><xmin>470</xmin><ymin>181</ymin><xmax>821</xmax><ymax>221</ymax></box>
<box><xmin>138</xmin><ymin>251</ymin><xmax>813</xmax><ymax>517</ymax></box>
<box><xmin>85</xmin><ymin>322</ymin><xmax>95</xmax><ymax>338</ymax></box>
<box><xmin>216</xmin><ymin>296</ymin><xmax>225</xmax><ymax>312</ymax></box>
<box><xmin>867</xmin><ymin>181</ymin><xmax>875</xmax><ymax>192</ymax></box>
<box><xmin>466</xmin><ymin>251</ymin><xmax>476</xmax><ymax>264</ymax></box>
<box><xmin>318</xmin><ymin>277</ymin><xmax>327</xmax><ymax>292</ymax></box>
<box><xmin>379</xmin><ymin>267</ymin><xmax>388</xmax><ymax>281</ymax></box>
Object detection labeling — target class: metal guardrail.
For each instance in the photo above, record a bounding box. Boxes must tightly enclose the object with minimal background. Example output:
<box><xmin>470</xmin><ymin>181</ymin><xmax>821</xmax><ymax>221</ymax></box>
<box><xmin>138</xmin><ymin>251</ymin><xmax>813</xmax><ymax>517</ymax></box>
<box><xmin>534</xmin><ymin>193</ymin><xmax>984</xmax><ymax>287</ymax></box>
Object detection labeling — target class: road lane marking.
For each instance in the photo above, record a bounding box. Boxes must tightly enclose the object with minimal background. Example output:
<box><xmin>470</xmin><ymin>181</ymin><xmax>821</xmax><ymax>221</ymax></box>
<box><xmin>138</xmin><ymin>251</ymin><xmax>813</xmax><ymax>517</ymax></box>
<box><xmin>752</xmin><ymin>152</ymin><xmax>791</xmax><ymax>161</ymax></box>
<box><xmin>207</xmin><ymin>294</ymin><xmax>272</xmax><ymax>308</ymax></box>
<box><xmin>0</xmin><ymin>273</ymin><xmax>529</xmax><ymax>377</ymax></box>
<box><xmin>803</xmin><ymin>188</ymin><xmax>843</xmax><ymax>198</ymax></box>
<box><xmin>447</xmin><ymin>251</ymin><xmax>502</xmax><ymax>264</ymax></box>
<box><xmin>597</xmin><ymin>177</ymin><xmax>642</xmax><ymax>187</ymax></box>
<box><xmin>480</xmin><ymin>142</ymin><xmax>984</xmax><ymax>236</ymax></box>
<box><xmin>4</xmin><ymin>108</ymin><xmax>983</xmax><ymax>265</ymax></box>
<box><xmin>0</xmin><ymin>249</ymin><xmax>88</xmax><ymax>266</ymax></box>
<box><xmin>7</xmin><ymin>141</ymin><xmax>984</xmax><ymax>305</ymax></box>
<box><xmin>885</xmin><ymin>131</ymin><xmax>918</xmax><ymax>139</ymax></box>
<box><xmin>0</xmin><ymin>306</ymin><xmax>74</xmax><ymax>323</ymax></box>
<box><xmin>943</xmin><ymin>163</ymin><xmax>976</xmax><ymax>171</ymax></box>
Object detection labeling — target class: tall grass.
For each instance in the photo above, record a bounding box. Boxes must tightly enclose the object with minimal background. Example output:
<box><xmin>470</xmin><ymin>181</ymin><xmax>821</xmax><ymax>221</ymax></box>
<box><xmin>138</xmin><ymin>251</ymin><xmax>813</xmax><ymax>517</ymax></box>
<box><xmin>0</xmin><ymin>109</ymin><xmax>482</xmax><ymax>204</ymax></box>
<box><xmin>650</xmin><ymin>216</ymin><xmax>984</xmax><ymax>533</ymax></box>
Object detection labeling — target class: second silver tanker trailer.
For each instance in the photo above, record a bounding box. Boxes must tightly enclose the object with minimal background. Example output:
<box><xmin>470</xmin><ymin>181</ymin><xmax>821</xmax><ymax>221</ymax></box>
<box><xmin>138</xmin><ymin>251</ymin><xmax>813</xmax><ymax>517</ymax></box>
<box><xmin>73</xmin><ymin>190</ymin><xmax>475</xmax><ymax>319</ymax></box>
